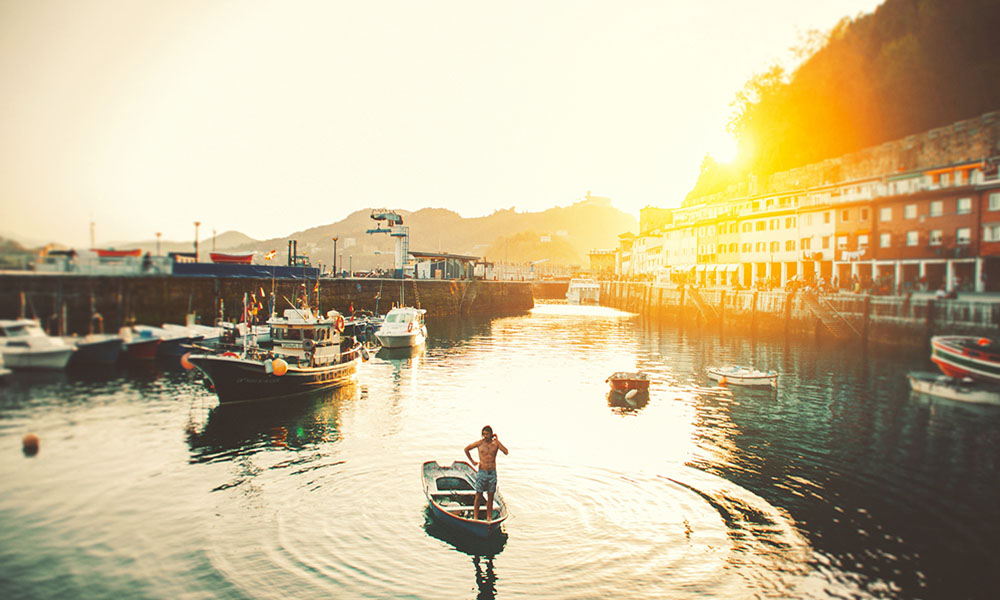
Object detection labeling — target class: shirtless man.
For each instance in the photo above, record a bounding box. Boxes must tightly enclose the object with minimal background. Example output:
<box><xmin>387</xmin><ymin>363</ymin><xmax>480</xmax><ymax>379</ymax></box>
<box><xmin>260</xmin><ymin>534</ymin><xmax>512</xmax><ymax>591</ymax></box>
<box><xmin>464</xmin><ymin>425</ymin><xmax>509</xmax><ymax>522</ymax></box>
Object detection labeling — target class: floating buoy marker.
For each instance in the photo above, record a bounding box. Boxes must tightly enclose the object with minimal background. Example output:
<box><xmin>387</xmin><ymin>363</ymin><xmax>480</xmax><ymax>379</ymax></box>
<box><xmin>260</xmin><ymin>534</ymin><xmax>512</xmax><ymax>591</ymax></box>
<box><xmin>719</xmin><ymin>376</ymin><xmax>727</xmax><ymax>386</ymax></box>
<box><xmin>272</xmin><ymin>358</ymin><xmax>288</xmax><ymax>376</ymax></box>
<box><xmin>22</xmin><ymin>433</ymin><xmax>39</xmax><ymax>456</ymax></box>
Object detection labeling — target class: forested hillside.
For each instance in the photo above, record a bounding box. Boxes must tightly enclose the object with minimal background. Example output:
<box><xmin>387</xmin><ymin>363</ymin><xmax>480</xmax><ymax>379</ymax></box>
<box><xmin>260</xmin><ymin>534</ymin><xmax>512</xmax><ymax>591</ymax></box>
<box><xmin>688</xmin><ymin>0</ymin><xmax>1000</xmax><ymax>202</ymax></box>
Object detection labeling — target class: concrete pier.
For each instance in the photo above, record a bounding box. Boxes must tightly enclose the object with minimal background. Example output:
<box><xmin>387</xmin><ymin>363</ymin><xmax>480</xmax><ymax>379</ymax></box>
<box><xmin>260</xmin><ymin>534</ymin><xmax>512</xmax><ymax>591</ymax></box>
<box><xmin>0</xmin><ymin>274</ymin><xmax>534</xmax><ymax>334</ymax></box>
<box><xmin>602</xmin><ymin>281</ymin><xmax>1000</xmax><ymax>348</ymax></box>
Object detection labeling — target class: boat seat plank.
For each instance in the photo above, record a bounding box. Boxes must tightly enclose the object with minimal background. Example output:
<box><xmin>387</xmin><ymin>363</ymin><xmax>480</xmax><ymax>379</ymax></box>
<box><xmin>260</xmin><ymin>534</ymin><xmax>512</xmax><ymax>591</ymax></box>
<box><xmin>433</xmin><ymin>490</ymin><xmax>479</xmax><ymax>496</ymax></box>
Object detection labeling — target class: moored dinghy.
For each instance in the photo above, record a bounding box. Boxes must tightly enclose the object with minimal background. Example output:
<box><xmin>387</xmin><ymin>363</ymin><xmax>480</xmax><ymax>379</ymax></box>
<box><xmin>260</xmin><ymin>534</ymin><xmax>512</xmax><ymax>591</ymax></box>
<box><xmin>707</xmin><ymin>365</ymin><xmax>778</xmax><ymax>387</ymax></box>
<box><xmin>422</xmin><ymin>461</ymin><xmax>507</xmax><ymax>538</ymax></box>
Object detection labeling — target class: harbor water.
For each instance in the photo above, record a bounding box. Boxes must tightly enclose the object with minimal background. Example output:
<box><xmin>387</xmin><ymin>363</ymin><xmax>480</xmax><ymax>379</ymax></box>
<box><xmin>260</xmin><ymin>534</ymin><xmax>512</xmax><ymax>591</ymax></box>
<box><xmin>2</xmin><ymin>302</ymin><xmax>998</xmax><ymax>599</ymax></box>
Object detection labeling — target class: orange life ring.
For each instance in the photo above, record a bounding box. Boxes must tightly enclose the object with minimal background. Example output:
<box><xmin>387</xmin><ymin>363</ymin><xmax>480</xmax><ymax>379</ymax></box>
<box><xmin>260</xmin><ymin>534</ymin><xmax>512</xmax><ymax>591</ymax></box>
<box><xmin>407</xmin><ymin>322</ymin><xmax>413</xmax><ymax>332</ymax></box>
<box><xmin>335</xmin><ymin>315</ymin><xmax>345</xmax><ymax>333</ymax></box>
<box><xmin>222</xmin><ymin>351</ymin><xmax>238</xmax><ymax>358</ymax></box>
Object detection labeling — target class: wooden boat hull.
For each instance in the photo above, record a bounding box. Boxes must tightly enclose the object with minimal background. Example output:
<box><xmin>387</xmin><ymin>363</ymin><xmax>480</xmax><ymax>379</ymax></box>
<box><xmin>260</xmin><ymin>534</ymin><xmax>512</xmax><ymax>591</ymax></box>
<box><xmin>66</xmin><ymin>335</ymin><xmax>123</xmax><ymax>365</ymax></box>
<box><xmin>422</xmin><ymin>461</ymin><xmax>507</xmax><ymax>538</ymax></box>
<box><xmin>606</xmin><ymin>372</ymin><xmax>651</xmax><ymax>392</ymax></box>
<box><xmin>930</xmin><ymin>336</ymin><xmax>1000</xmax><ymax>384</ymax></box>
<box><xmin>188</xmin><ymin>353</ymin><xmax>359</xmax><ymax>403</ymax></box>
<box><xmin>908</xmin><ymin>371</ymin><xmax>1000</xmax><ymax>405</ymax></box>
<box><xmin>707</xmin><ymin>367</ymin><xmax>778</xmax><ymax>387</ymax></box>
<box><xmin>123</xmin><ymin>338</ymin><xmax>161</xmax><ymax>360</ymax></box>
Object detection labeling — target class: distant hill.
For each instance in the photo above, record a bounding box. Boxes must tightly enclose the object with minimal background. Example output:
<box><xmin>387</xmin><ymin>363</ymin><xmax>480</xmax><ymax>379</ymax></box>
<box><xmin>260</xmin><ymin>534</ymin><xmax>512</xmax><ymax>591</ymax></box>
<box><xmin>0</xmin><ymin>236</ymin><xmax>34</xmax><ymax>269</ymax></box>
<box><xmin>688</xmin><ymin>0</ymin><xmax>1000</xmax><ymax>200</ymax></box>
<box><xmin>230</xmin><ymin>196</ymin><xmax>636</xmax><ymax>271</ymax></box>
<box><xmin>6</xmin><ymin>198</ymin><xmax>636</xmax><ymax>271</ymax></box>
<box><xmin>108</xmin><ymin>230</ymin><xmax>261</xmax><ymax>256</ymax></box>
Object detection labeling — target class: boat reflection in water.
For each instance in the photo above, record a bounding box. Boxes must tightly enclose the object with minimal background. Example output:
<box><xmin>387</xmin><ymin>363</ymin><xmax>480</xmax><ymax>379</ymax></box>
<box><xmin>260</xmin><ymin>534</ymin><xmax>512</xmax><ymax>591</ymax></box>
<box><xmin>187</xmin><ymin>383</ymin><xmax>359</xmax><ymax>461</ymax></box>
<box><xmin>606</xmin><ymin>388</ymin><xmax>650</xmax><ymax>414</ymax></box>
<box><xmin>423</xmin><ymin>506</ymin><xmax>506</xmax><ymax>600</ymax></box>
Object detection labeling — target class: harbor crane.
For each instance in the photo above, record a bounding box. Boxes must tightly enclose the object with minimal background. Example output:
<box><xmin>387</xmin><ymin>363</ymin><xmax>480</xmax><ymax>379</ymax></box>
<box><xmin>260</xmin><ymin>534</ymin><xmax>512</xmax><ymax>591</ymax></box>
<box><xmin>366</xmin><ymin>209</ymin><xmax>409</xmax><ymax>278</ymax></box>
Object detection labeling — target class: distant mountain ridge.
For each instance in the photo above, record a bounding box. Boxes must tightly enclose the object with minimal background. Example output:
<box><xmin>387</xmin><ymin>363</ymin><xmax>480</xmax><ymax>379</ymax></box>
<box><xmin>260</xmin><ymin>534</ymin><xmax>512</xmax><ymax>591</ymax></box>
<box><xmin>87</xmin><ymin>198</ymin><xmax>636</xmax><ymax>271</ymax></box>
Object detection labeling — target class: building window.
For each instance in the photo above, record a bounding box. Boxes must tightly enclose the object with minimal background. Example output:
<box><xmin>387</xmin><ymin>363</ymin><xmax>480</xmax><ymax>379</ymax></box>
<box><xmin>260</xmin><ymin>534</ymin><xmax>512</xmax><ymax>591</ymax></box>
<box><xmin>905</xmin><ymin>204</ymin><xmax>917</xmax><ymax>219</ymax></box>
<box><xmin>770</xmin><ymin>219</ymin><xmax>778</xmax><ymax>230</ymax></box>
<box><xmin>930</xmin><ymin>200</ymin><xmax>943</xmax><ymax>216</ymax></box>
<box><xmin>957</xmin><ymin>227</ymin><xmax>971</xmax><ymax>245</ymax></box>
<box><xmin>841</xmin><ymin>210</ymin><xmax>849</xmax><ymax>222</ymax></box>
<box><xmin>756</xmin><ymin>242</ymin><xmax>765</xmax><ymax>252</ymax></box>
<box><xmin>880</xmin><ymin>233</ymin><xmax>891</xmax><ymax>248</ymax></box>
<box><xmin>860</xmin><ymin>208</ymin><xmax>869</xmax><ymax>220</ymax></box>
<box><xmin>906</xmin><ymin>231</ymin><xmax>919</xmax><ymax>246</ymax></box>
<box><xmin>718</xmin><ymin>244</ymin><xmax>726</xmax><ymax>255</ymax></box>
<box><xmin>806</xmin><ymin>214</ymin><xmax>813</xmax><ymax>226</ymax></box>
<box><xmin>858</xmin><ymin>234</ymin><xmax>869</xmax><ymax>247</ymax></box>
<box><xmin>990</xmin><ymin>193</ymin><xmax>1000</xmax><ymax>211</ymax></box>
<box><xmin>785</xmin><ymin>216</ymin><xmax>795</xmax><ymax>228</ymax></box>
<box><xmin>822</xmin><ymin>236</ymin><xmax>830</xmax><ymax>249</ymax></box>
<box><xmin>984</xmin><ymin>224</ymin><xmax>1000</xmax><ymax>242</ymax></box>
<box><xmin>837</xmin><ymin>236</ymin><xmax>848</xmax><ymax>249</ymax></box>
<box><xmin>957</xmin><ymin>197</ymin><xmax>972</xmax><ymax>214</ymax></box>
<box><xmin>785</xmin><ymin>240</ymin><xmax>796</xmax><ymax>251</ymax></box>
<box><xmin>930</xmin><ymin>230</ymin><xmax>943</xmax><ymax>246</ymax></box>
<box><xmin>824</xmin><ymin>212</ymin><xmax>831</xmax><ymax>224</ymax></box>
<box><xmin>729</xmin><ymin>243</ymin><xmax>737</xmax><ymax>253</ymax></box>
<box><xmin>941</xmin><ymin>172</ymin><xmax>950</xmax><ymax>187</ymax></box>
<box><xmin>879</xmin><ymin>207</ymin><xmax>892</xmax><ymax>222</ymax></box>
<box><xmin>801</xmin><ymin>237</ymin><xmax>811</xmax><ymax>250</ymax></box>
<box><xmin>743</xmin><ymin>243</ymin><xmax>751</xmax><ymax>252</ymax></box>
<box><xmin>756</xmin><ymin>221</ymin><xmax>766</xmax><ymax>232</ymax></box>
<box><xmin>730</xmin><ymin>224</ymin><xmax>737</xmax><ymax>234</ymax></box>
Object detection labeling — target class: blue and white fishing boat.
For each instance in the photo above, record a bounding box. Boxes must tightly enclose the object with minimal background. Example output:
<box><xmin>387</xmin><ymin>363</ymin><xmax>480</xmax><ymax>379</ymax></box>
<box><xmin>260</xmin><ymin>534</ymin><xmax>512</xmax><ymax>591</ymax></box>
<box><xmin>422</xmin><ymin>461</ymin><xmax>508</xmax><ymax>538</ymax></box>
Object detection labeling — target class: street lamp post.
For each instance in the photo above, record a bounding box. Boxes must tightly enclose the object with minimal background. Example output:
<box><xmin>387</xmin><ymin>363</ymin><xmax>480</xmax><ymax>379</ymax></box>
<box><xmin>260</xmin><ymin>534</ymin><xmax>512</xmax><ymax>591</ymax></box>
<box><xmin>194</xmin><ymin>221</ymin><xmax>201</xmax><ymax>262</ymax></box>
<box><xmin>332</xmin><ymin>237</ymin><xmax>339</xmax><ymax>277</ymax></box>
<box><xmin>155</xmin><ymin>232</ymin><xmax>161</xmax><ymax>256</ymax></box>
<box><xmin>212</xmin><ymin>229</ymin><xmax>216</xmax><ymax>252</ymax></box>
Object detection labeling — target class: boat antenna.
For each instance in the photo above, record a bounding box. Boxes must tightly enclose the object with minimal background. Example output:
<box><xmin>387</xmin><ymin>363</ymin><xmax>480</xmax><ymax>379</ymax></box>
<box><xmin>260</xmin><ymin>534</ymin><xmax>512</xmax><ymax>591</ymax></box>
<box><xmin>281</xmin><ymin>294</ymin><xmax>311</xmax><ymax>321</ymax></box>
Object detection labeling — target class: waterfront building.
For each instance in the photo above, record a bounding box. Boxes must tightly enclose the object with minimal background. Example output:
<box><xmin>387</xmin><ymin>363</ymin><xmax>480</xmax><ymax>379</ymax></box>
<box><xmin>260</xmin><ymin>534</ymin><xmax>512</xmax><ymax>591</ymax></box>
<box><xmin>616</xmin><ymin>110</ymin><xmax>1000</xmax><ymax>291</ymax></box>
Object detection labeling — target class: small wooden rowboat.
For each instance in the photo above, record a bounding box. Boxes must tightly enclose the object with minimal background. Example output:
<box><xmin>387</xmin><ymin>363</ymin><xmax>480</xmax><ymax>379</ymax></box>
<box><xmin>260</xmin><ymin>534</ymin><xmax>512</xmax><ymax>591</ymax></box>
<box><xmin>707</xmin><ymin>365</ymin><xmax>778</xmax><ymax>387</ymax></box>
<box><xmin>907</xmin><ymin>371</ymin><xmax>1000</xmax><ymax>405</ymax></box>
<box><xmin>606</xmin><ymin>371</ymin><xmax>651</xmax><ymax>392</ymax></box>
<box><xmin>422</xmin><ymin>461</ymin><xmax>507</xmax><ymax>538</ymax></box>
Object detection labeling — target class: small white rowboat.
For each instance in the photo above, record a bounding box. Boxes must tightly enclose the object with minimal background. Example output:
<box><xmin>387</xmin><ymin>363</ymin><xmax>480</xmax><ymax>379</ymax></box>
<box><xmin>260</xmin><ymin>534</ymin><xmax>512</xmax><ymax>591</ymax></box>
<box><xmin>707</xmin><ymin>365</ymin><xmax>778</xmax><ymax>387</ymax></box>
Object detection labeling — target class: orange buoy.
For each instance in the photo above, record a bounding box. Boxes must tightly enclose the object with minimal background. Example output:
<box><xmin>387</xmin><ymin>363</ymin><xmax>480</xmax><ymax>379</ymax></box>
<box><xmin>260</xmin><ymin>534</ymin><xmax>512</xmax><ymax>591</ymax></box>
<box><xmin>718</xmin><ymin>376</ymin><xmax>728</xmax><ymax>386</ymax></box>
<box><xmin>272</xmin><ymin>358</ymin><xmax>288</xmax><ymax>376</ymax></box>
<box><xmin>978</xmin><ymin>338</ymin><xmax>991</xmax><ymax>346</ymax></box>
<box><xmin>22</xmin><ymin>433</ymin><xmax>39</xmax><ymax>456</ymax></box>
<box><xmin>180</xmin><ymin>352</ymin><xmax>195</xmax><ymax>370</ymax></box>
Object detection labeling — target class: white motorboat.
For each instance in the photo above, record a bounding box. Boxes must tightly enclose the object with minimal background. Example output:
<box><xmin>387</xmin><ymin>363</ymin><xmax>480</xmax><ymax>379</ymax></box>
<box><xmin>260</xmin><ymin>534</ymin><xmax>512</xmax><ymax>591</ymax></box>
<box><xmin>374</xmin><ymin>307</ymin><xmax>427</xmax><ymax>349</ymax></box>
<box><xmin>907</xmin><ymin>371</ymin><xmax>1000</xmax><ymax>405</ymax></box>
<box><xmin>706</xmin><ymin>365</ymin><xmax>778</xmax><ymax>387</ymax></box>
<box><xmin>0</xmin><ymin>319</ymin><xmax>75</xmax><ymax>369</ymax></box>
<box><xmin>566</xmin><ymin>278</ymin><xmax>600</xmax><ymax>305</ymax></box>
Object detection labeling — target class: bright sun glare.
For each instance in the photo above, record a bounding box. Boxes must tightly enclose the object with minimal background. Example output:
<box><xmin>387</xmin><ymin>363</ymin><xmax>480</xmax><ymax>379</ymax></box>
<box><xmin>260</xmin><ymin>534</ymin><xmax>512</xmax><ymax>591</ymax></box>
<box><xmin>709</xmin><ymin>132</ymin><xmax>739</xmax><ymax>164</ymax></box>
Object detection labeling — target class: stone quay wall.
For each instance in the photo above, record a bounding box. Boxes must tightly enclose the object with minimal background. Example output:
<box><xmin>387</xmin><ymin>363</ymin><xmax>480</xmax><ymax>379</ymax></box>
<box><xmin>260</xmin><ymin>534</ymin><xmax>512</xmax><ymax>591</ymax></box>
<box><xmin>0</xmin><ymin>274</ymin><xmax>534</xmax><ymax>334</ymax></box>
<box><xmin>602</xmin><ymin>281</ymin><xmax>1000</xmax><ymax>348</ymax></box>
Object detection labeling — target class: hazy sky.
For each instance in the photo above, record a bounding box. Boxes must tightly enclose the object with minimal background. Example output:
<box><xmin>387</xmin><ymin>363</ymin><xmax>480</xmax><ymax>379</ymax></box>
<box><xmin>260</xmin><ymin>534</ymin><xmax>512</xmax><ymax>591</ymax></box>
<box><xmin>0</xmin><ymin>0</ymin><xmax>883</xmax><ymax>247</ymax></box>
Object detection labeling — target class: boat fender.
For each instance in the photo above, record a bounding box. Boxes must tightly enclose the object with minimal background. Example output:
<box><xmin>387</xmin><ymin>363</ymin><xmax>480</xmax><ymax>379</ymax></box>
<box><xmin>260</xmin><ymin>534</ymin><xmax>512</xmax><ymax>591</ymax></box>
<box><xmin>272</xmin><ymin>358</ymin><xmax>288</xmax><ymax>376</ymax></box>
<box><xmin>361</xmin><ymin>346</ymin><xmax>370</xmax><ymax>361</ymax></box>
<box><xmin>335</xmin><ymin>315</ymin><xmax>345</xmax><ymax>333</ymax></box>
<box><xmin>264</xmin><ymin>358</ymin><xmax>273</xmax><ymax>374</ymax></box>
<box><xmin>180</xmin><ymin>352</ymin><xmax>195</xmax><ymax>370</ymax></box>
<box><xmin>408</xmin><ymin>322</ymin><xmax>413</xmax><ymax>333</ymax></box>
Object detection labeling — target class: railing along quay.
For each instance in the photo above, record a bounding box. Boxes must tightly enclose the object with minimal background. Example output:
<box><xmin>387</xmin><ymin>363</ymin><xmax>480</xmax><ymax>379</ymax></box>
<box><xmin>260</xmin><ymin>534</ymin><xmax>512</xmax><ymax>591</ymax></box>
<box><xmin>601</xmin><ymin>281</ymin><xmax>1000</xmax><ymax>348</ymax></box>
